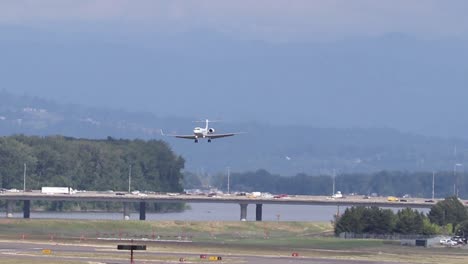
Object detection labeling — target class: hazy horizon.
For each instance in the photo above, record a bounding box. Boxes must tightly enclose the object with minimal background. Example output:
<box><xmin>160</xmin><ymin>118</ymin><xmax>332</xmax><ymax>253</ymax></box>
<box><xmin>2</xmin><ymin>1</ymin><xmax>468</xmax><ymax>139</ymax></box>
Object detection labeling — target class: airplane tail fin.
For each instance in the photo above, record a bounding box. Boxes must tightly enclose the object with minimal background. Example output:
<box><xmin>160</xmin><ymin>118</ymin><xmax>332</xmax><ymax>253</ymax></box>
<box><xmin>193</xmin><ymin>119</ymin><xmax>221</xmax><ymax>130</ymax></box>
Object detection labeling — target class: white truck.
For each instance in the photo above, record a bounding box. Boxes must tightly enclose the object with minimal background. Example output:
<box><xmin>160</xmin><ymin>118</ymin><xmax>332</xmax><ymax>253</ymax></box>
<box><xmin>41</xmin><ymin>187</ymin><xmax>75</xmax><ymax>194</ymax></box>
<box><xmin>332</xmin><ymin>191</ymin><xmax>343</xmax><ymax>198</ymax></box>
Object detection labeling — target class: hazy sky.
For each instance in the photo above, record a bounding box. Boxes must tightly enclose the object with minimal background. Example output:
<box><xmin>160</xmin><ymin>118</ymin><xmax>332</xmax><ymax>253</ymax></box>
<box><xmin>1</xmin><ymin>1</ymin><xmax>468</xmax><ymax>137</ymax></box>
<box><xmin>1</xmin><ymin>1</ymin><xmax>468</xmax><ymax>41</ymax></box>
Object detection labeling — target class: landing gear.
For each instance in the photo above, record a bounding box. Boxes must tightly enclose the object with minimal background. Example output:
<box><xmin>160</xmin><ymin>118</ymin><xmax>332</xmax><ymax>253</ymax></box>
<box><xmin>194</xmin><ymin>139</ymin><xmax>199</xmax><ymax>143</ymax></box>
<box><xmin>208</xmin><ymin>139</ymin><xmax>212</xmax><ymax>143</ymax></box>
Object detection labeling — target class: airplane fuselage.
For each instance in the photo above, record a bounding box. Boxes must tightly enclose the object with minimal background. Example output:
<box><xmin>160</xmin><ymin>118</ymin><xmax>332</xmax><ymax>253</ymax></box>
<box><xmin>193</xmin><ymin>127</ymin><xmax>213</xmax><ymax>138</ymax></box>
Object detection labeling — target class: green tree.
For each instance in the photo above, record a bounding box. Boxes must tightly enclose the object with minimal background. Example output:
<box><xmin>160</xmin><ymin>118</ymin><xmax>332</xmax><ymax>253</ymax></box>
<box><xmin>395</xmin><ymin>208</ymin><xmax>424</xmax><ymax>234</ymax></box>
<box><xmin>0</xmin><ymin>137</ymin><xmax>37</xmax><ymax>189</ymax></box>
<box><xmin>3</xmin><ymin>135</ymin><xmax>184</xmax><ymax>193</ymax></box>
<box><xmin>421</xmin><ymin>218</ymin><xmax>440</xmax><ymax>235</ymax></box>
<box><xmin>362</xmin><ymin>207</ymin><xmax>395</xmax><ymax>234</ymax></box>
<box><xmin>183</xmin><ymin>171</ymin><xmax>203</xmax><ymax>189</ymax></box>
<box><xmin>428</xmin><ymin>196</ymin><xmax>468</xmax><ymax>232</ymax></box>
<box><xmin>455</xmin><ymin>220</ymin><xmax>468</xmax><ymax>238</ymax></box>
<box><xmin>334</xmin><ymin>206</ymin><xmax>367</xmax><ymax>235</ymax></box>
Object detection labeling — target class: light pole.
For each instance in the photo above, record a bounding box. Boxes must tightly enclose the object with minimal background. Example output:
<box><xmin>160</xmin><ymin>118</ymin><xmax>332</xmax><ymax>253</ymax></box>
<box><xmin>454</xmin><ymin>163</ymin><xmax>463</xmax><ymax>197</ymax></box>
<box><xmin>23</xmin><ymin>163</ymin><xmax>26</xmax><ymax>192</ymax></box>
<box><xmin>128</xmin><ymin>164</ymin><xmax>132</xmax><ymax>193</ymax></box>
<box><xmin>432</xmin><ymin>171</ymin><xmax>435</xmax><ymax>200</ymax></box>
<box><xmin>227</xmin><ymin>167</ymin><xmax>230</xmax><ymax>194</ymax></box>
<box><xmin>332</xmin><ymin>168</ymin><xmax>336</xmax><ymax>195</ymax></box>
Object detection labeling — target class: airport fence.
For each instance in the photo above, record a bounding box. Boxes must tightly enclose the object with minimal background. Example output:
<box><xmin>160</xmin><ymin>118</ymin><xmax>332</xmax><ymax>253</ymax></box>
<box><xmin>339</xmin><ymin>232</ymin><xmax>437</xmax><ymax>240</ymax></box>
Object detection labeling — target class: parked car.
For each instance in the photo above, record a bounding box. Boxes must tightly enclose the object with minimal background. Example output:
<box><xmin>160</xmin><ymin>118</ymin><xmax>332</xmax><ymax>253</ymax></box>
<box><xmin>440</xmin><ymin>238</ymin><xmax>451</xmax><ymax>244</ymax></box>
<box><xmin>451</xmin><ymin>236</ymin><xmax>467</xmax><ymax>244</ymax></box>
<box><xmin>446</xmin><ymin>240</ymin><xmax>458</xmax><ymax>246</ymax></box>
<box><xmin>440</xmin><ymin>238</ymin><xmax>458</xmax><ymax>246</ymax></box>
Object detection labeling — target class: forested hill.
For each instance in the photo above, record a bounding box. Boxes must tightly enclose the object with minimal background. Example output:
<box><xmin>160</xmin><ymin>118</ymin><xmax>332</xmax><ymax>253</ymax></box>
<box><xmin>0</xmin><ymin>135</ymin><xmax>184</xmax><ymax>192</ymax></box>
<box><xmin>206</xmin><ymin>169</ymin><xmax>468</xmax><ymax>199</ymax></box>
<box><xmin>2</xmin><ymin>90</ymin><xmax>468</xmax><ymax>174</ymax></box>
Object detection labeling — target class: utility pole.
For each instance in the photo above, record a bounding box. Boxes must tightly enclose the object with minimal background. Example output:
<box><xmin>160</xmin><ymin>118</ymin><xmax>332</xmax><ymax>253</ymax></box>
<box><xmin>128</xmin><ymin>164</ymin><xmax>132</xmax><ymax>193</ymax></box>
<box><xmin>432</xmin><ymin>171</ymin><xmax>435</xmax><ymax>200</ymax></box>
<box><xmin>454</xmin><ymin>164</ymin><xmax>457</xmax><ymax>196</ymax></box>
<box><xmin>23</xmin><ymin>163</ymin><xmax>27</xmax><ymax>192</ymax></box>
<box><xmin>454</xmin><ymin>163</ymin><xmax>463</xmax><ymax>197</ymax></box>
<box><xmin>227</xmin><ymin>167</ymin><xmax>230</xmax><ymax>194</ymax></box>
<box><xmin>332</xmin><ymin>168</ymin><xmax>336</xmax><ymax>195</ymax></box>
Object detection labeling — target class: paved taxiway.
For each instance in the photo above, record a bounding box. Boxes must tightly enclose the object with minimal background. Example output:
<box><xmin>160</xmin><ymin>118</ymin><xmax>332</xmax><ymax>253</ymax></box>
<box><xmin>0</xmin><ymin>240</ymin><xmax>410</xmax><ymax>264</ymax></box>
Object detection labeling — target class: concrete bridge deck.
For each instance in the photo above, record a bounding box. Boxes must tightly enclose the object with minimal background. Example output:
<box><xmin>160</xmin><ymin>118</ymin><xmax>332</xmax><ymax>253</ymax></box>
<box><xmin>0</xmin><ymin>191</ymin><xmax>452</xmax><ymax>221</ymax></box>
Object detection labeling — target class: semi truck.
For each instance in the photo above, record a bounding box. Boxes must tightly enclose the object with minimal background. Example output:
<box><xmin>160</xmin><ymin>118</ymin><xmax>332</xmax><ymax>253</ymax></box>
<box><xmin>41</xmin><ymin>187</ymin><xmax>75</xmax><ymax>194</ymax></box>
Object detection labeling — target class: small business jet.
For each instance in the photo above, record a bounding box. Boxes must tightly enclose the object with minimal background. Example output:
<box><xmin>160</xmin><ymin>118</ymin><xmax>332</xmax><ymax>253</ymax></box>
<box><xmin>161</xmin><ymin>119</ymin><xmax>242</xmax><ymax>143</ymax></box>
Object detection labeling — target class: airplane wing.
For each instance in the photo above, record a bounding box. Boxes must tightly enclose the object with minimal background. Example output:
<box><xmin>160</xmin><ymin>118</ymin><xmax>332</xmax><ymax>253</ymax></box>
<box><xmin>160</xmin><ymin>129</ymin><xmax>197</xmax><ymax>139</ymax></box>
<box><xmin>174</xmin><ymin>135</ymin><xmax>197</xmax><ymax>139</ymax></box>
<box><xmin>207</xmin><ymin>133</ymin><xmax>241</xmax><ymax>139</ymax></box>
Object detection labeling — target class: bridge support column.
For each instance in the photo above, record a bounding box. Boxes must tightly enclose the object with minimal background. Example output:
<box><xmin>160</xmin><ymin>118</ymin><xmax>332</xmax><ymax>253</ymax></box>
<box><xmin>240</xmin><ymin>203</ymin><xmax>248</xmax><ymax>221</ymax></box>
<box><xmin>123</xmin><ymin>202</ymin><xmax>131</xmax><ymax>220</ymax></box>
<box><xmin>6</xmin><ymin>200</ymin><xmax>14</xmax><ymax>218</ymax></box>
<box><xmin>255</xmin><ymin>204</ymin><xmax>263</xmax><ymax>221</ymax></box>
<box><xmin>139</xmin><ymin>202</ymin><xmax>146</xmax><ymax>221</ymax></box>
<box><xmin>23</xmin><ymin>200</ymin><xmax>30</xmax><ymax>219</ymax></box>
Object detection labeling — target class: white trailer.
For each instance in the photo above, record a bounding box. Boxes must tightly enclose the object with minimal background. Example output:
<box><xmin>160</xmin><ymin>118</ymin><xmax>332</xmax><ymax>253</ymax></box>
<box><xmin>41</xmin><ymin>187</ymin><xmax>74</xmax><ymax>194</ymax></box>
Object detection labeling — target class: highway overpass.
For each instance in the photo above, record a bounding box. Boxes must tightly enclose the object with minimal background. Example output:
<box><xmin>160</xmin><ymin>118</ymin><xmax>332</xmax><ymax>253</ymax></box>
<box><xmin>0</xmin><ymin>191</ymin><xmax>448</xmax><ymax>221</ymax></box>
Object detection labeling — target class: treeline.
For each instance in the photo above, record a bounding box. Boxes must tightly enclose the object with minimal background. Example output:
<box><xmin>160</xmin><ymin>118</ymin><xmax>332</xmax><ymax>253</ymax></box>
<box><xmin>0</xmin><ymin>135</ymin><xmax>185</xmax><ymax>211</ymax></box>
<box><xmin>205</xmin><ymin>169</ymin><xmax>468</xmax><ymax>198</ymax></box>
<box><xmin>335</xmin><ymin>197</ymin><xmax>468</xmax><ymax>236</ymax></box>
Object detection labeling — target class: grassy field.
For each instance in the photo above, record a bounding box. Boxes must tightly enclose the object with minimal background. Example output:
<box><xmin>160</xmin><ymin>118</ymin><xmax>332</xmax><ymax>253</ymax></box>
<box><xmin>1</xmin><ymin>219</ymin><xmax>468</xmax><ymax>263</ymax></box>
<box><xmin>0</xmin><ymin>219</ymin><xmax>339</xmax><ymax>247</ymax></box>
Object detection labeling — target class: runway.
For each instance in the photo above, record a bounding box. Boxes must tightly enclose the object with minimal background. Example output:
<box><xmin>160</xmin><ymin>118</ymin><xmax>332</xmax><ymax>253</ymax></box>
<box><xmin>0</xmin><ymin>240</ymin><xmax>409</xmax><ymax>264</ymax></box>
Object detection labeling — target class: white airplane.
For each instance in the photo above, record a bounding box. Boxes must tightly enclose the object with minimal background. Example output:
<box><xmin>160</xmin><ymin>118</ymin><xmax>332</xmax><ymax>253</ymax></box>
<box><xmin>161</xmin><ymin>119</ymin><xmax>242</xmax><ymax>143</ymax></box>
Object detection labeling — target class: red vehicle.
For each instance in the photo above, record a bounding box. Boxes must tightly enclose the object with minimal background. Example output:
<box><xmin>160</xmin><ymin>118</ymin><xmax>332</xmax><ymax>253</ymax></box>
<box><xmin>274</xmin><ymin>194</ymin><xmax>288</xmax><ymax>199</ymax></box>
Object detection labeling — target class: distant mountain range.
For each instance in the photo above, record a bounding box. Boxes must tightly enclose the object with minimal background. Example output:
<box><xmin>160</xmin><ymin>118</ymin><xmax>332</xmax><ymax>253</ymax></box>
<box><xmin>1</xmin><ymin>90</ymin><xmax>467</xmax><ymax>175</ymax></box>
<box><xmin>3</xmin><ymin>27</ymin><xmax>468</xmax><ymax>139</ymax></box>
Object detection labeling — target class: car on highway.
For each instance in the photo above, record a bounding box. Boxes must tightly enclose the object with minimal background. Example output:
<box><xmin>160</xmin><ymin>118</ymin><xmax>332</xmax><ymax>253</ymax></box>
<box><xmin>332</xmin><ymin>191</ymin><xmax>343</xmax><ymax>198</ymax></box>
<box><xmin>274</xmin><ymin>194</ymin><xmax>288</xmax><ymax>199</ymax></box>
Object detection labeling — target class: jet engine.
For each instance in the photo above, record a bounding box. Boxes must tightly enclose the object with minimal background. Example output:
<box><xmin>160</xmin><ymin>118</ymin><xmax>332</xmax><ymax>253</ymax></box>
<box><xmin>208</xmin><ymin>128</ymin><xmax>215</xmax><ymax>133</ymax></box>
